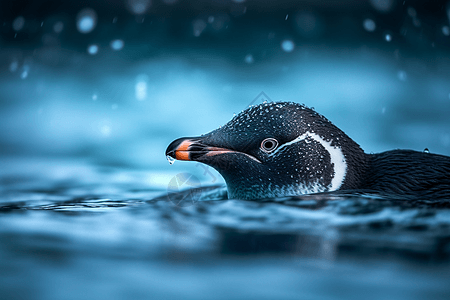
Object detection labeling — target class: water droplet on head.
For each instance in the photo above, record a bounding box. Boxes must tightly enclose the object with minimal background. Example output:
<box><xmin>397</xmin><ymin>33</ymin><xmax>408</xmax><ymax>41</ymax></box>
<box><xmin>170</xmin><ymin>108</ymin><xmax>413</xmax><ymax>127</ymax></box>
<box><xmin>166</xmin><ymin>155</ymin><xmax>176</xmax><ymax>165</ymax></box>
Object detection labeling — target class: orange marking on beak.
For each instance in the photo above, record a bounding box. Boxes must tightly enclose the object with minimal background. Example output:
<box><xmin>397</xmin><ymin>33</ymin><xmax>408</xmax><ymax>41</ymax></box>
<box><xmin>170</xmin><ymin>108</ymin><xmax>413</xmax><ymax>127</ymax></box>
<box><xmin>175</xmin><ymin>140</ymin><xmax>193</xmax><ymax>161</ymax></box>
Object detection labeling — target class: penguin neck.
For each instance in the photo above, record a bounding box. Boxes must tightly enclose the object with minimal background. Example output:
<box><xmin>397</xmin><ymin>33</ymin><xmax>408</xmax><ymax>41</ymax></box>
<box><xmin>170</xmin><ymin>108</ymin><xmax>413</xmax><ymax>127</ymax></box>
<box><xmin>334</xmin><ymin>137</ymin><xmax>370</xmax><ymax>191</ymax></box>
<box><xmin>304</xmin><ymin>122</ymin><xmax>370</xmax><ymax>192</ymax></box>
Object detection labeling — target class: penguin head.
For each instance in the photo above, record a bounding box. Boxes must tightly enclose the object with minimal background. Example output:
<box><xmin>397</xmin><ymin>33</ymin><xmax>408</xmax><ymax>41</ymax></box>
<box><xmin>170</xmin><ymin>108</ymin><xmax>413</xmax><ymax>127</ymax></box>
<box><xmin>166</xmin><ymin>102</ymin><xmax>367</xmax><ymax>199</ymax></box>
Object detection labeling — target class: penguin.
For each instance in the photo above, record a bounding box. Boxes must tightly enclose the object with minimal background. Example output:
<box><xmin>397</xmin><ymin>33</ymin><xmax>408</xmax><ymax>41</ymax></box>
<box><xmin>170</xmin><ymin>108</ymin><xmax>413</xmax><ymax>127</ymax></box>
<box><xmin>166</xmin><ymin>102</ymin><xmax>450</xmax><ymax>200</ymax></box>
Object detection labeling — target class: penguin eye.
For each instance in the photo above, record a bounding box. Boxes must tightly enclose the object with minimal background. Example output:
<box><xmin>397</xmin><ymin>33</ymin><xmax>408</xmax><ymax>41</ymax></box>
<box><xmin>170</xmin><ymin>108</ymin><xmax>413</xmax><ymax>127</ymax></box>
<box><xmin>261</xmin><ymin>138</ymin><xmax>279</xmax><ymax>153</ymax></box>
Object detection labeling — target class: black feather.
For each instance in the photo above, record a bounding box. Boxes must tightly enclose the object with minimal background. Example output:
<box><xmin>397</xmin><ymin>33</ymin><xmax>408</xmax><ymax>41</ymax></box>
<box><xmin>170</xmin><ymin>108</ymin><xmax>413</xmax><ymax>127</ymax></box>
<box><xmin>359</xmin><ymin>150</ymin><xmax>450</xmax><ymax>199</ymax></box>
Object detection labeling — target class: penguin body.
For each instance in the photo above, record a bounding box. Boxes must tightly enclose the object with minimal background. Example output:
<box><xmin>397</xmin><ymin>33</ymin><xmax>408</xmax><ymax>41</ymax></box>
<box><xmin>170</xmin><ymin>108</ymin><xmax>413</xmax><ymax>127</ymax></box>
<box><xmin>166</xmin><ymin>102</ymin><xmax>450</xmax><ymax>200</ymax></box>
<box><xmin>363</xmin><ymin>150</ymin><xmax>450</xmax><ymax>199</ymax></box>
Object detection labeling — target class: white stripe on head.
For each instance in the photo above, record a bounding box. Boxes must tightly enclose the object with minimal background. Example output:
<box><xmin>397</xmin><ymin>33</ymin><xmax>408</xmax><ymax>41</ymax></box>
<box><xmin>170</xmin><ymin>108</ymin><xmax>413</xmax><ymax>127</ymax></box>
<box><xmin>269</xmin><ymin>131</ymin><xmax>347</xmax><ymax>191</ymax></box>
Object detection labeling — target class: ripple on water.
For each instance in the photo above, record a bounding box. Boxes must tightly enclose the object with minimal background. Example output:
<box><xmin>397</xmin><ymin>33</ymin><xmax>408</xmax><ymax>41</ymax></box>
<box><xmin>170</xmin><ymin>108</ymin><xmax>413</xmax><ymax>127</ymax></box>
<box><xmin>1</xmin><ymin>157</ymin><xmax>450</xmax><ymax>299</ymax></box>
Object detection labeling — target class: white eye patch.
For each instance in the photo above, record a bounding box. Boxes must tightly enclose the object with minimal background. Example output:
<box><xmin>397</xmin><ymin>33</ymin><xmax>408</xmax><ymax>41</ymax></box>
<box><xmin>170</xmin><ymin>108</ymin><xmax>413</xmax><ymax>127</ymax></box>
<box><xmin>268</xmin><ymin>131</ymin><xmax>347</xmax><ymax>191</ymax></box>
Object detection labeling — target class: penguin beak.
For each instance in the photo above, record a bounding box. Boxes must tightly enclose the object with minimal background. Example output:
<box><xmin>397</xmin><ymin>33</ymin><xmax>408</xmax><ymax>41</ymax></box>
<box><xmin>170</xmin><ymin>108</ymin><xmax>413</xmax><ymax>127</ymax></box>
<box><xmin>165</xmin><ymin>137</ymin><xmax>236</xmax><ymax>162</ymax></box>
<box><xmin>165</xmin><ymin>138</ymin><xmax>195</xmax><ymax>161</ymax></box>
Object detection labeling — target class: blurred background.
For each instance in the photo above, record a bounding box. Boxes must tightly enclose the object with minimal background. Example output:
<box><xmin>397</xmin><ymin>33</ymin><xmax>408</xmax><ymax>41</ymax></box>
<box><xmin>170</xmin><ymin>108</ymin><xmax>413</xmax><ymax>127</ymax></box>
<box><xmin>1</xmin><ymin>0</ymin><xmax>450</xmax><ymax>181</ymax></box>
<box><xmin>2</xmin><ymin>2</ymin><xmax>450</xmax><ymax>300</ymax></box>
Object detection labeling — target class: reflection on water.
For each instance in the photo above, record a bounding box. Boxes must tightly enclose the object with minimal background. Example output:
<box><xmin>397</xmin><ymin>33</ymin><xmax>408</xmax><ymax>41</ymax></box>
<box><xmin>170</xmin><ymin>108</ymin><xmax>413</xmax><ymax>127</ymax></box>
<box><xmin>1</xmin><ymin>157</ymin><xmax>450</xmax><ymax>300</ymax></box>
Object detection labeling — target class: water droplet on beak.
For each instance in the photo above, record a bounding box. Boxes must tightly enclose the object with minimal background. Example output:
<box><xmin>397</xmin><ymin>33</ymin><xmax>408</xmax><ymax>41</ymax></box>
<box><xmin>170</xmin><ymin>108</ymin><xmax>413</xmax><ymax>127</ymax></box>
<box><xmin>166</xmin><ymin>155</ymin><xmax>176</xmax><ymax>165</ymax></box>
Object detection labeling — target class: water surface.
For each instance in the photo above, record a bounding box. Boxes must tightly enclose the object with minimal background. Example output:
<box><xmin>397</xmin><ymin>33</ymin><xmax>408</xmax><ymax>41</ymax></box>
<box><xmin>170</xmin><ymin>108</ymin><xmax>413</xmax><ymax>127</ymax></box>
<box><xmin>1</xmin><ymin>156</ymin><xmax>449</xmax><ymax>300</ymax></box>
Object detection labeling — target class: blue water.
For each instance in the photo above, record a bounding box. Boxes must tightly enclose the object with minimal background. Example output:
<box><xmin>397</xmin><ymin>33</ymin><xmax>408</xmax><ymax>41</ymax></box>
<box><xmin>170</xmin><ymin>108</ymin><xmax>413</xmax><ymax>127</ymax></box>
<box><xmin>1</xmin><ymin>155</ymin><xmax>450</xmax><ymax>300</ymax></box>
<box><xmin>2</xmin><ymin>3</ymin><xmax>450</xmax><ymax>298</ymax></box>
